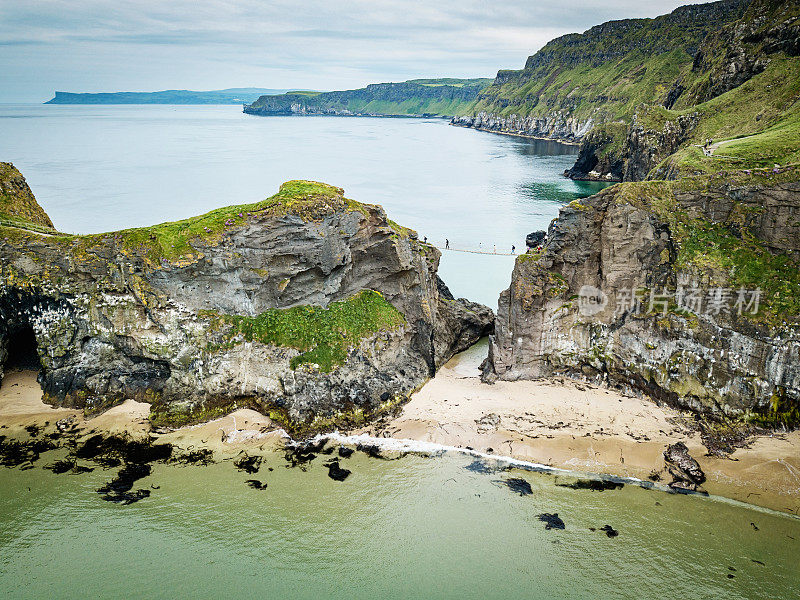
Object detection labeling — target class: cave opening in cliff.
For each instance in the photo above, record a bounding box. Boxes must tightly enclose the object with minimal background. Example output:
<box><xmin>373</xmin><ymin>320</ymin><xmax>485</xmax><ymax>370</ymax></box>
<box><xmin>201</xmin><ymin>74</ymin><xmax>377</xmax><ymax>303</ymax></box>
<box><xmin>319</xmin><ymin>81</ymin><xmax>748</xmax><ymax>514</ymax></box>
<box><xmin>4</xmin><ymin>326</ymin><xmax>41</xmax><ymax>372</ymax></box>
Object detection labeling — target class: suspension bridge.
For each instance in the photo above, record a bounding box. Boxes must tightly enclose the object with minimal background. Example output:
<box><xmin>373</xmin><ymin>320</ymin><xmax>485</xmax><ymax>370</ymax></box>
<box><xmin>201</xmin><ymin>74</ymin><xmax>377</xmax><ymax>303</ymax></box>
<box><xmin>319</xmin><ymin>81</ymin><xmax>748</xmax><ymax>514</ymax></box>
<box><xmin>424</xmin><ymin>241</ymin><xmax>521</xmax><ymax>256</ymax></box>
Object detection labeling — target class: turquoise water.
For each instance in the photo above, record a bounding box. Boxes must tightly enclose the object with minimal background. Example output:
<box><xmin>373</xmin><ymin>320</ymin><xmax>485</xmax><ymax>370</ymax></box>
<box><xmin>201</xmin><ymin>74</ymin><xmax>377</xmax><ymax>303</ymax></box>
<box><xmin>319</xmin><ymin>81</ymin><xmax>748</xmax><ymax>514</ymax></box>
<box><xmin>0</xmin><ymin>104</ymin><xmax>607</xmax><ymax>306</ymax></box>
<box><xmin>4</xmin><ymin>104</ymin><xmax>789</xmax><ymax>599</ymax></box>
<box><xmin>0</xmin><ymin>450</ymin><xmax>798</xmax><ymax>599</ymax></box>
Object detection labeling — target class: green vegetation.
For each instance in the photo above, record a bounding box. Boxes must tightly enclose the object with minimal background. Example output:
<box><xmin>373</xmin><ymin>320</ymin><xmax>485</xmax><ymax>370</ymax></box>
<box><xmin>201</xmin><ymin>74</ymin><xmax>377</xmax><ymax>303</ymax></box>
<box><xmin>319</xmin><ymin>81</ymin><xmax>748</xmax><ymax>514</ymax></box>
<box><xmin>748</xmin><ymin>388</ymin><xmax>800</xmax><ymax>429</ymax></box>
<box><xmin>0</xmin><ymin>163</ymin><xmax>55</xmax><ymax>230</ymax></box>
<box><xmin>649</xmin><ymin>57</ymin><xmax>800</xmax><ymax>176</ymax></box>
<box><xmin>614</xmin><ymin>167</ymin><xmax>800</xmax><ymax>326</ymax></box>
<box><xmin>202</xmin><ymin>290</ymin><xmax>406</xmax><ymax>372</ymax></box>
<box><xmin>245</xmin><ymin>78</ymin><xmax>492</xmax><ymax>118</ymax></box>
<box><xmin>464</xmin><ymin>1</ymin><xmax>747</xmax><ymax>125</ymax></box>
<box><xmin>149</xmin><ymin>400</ymin><xmax>238</xmax><ymax>429</ymax></box>
<box><xmin>57</xmin><ymin>180</ymin><xmax>382</xmax><ymax>267</ymax></box>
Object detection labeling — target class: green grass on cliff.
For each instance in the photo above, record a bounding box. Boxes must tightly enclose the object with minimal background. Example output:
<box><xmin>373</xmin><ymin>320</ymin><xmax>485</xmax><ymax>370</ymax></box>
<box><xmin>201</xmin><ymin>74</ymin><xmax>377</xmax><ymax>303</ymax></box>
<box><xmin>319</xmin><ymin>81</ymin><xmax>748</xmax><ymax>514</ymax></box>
<box><xmin>615</xmin><ymin>169</ymin><xmax>800</xmax><ymax>325</ymax></box>
<box><xmin>471</xmin><ymin>47</ymin><xmax>691</xmax><ymax>124</ymax></box>
<box><xmin>72</xmin><ymin>180</ymin><xmax>391</xmax><ymax>266</ymax></box>
<box><xmin>645</xmin><ymin>57</ymin><xmax>800</xmax><ymax>177</ymax></box>
<box><xmin>0</xmin><ymin>163</ymin><xmax>56</xmax><ymax>231</ymax></box>
<box><xmin>201</xmin><ymin>290</ymin><xmax>406</xmax><ymax>372</ymax></box>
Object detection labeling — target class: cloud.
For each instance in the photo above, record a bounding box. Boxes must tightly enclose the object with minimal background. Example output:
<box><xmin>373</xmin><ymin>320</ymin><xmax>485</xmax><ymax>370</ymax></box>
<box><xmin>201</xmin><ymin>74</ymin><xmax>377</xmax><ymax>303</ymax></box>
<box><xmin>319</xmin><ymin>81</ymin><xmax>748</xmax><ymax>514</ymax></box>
<box><xmin>0</xmin><ymin>0</ymin><xmax>717</xmax><ymax>102</ymax></box>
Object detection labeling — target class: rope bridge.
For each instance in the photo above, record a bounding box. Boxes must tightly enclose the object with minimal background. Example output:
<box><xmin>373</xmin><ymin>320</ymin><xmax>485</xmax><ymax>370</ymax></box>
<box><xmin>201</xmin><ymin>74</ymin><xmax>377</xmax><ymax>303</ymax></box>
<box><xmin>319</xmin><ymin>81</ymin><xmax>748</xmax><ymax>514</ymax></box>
<box><xmin>426</xmin><ymin>242</ymin><xmax>519</xmax><ymax>256</ymax></box>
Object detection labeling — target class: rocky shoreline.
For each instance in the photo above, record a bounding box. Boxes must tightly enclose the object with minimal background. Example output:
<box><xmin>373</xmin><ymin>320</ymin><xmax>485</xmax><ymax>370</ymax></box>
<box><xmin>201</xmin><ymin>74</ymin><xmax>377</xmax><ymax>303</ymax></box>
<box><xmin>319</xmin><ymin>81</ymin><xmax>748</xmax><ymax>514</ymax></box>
<box><xmin>2</xmin><ymin>359</ymin><xmax>799</xmax><ymax>515</ymax></box>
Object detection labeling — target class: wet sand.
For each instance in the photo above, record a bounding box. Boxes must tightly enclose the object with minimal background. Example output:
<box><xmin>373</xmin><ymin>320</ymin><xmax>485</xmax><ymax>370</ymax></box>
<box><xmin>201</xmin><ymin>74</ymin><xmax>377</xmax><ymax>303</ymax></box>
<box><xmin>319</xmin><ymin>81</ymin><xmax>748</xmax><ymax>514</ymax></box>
<box><xmin>2</xmin><ymin>357</ymin><xmax>799</xmax><ymax>514</ymax></box>
<box><xmin>368</xmin><ymin>343</ymin><xmax>800</xmax><ymax>515</ymax></box>
<box><xmin>0</xmin><ymin>368</ymin><xmax>287</xmax><ymax>458</ymax></box>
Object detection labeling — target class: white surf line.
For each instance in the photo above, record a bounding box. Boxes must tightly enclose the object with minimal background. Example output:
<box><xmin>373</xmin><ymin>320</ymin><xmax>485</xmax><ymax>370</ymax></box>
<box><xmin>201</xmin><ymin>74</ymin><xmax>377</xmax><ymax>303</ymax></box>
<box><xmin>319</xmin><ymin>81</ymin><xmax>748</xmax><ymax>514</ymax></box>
<box><xmin>316</xmin><ymin>431</ymin><xmax>800</xmax><ymax>521</ymax></box>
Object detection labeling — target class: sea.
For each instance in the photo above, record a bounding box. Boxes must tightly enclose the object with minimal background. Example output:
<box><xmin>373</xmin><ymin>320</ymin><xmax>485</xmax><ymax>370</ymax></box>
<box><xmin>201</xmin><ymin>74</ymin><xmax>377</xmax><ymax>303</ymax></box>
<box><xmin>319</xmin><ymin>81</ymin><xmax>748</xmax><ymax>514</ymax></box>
<box><xmin>1</xmin><ymin>104</ymin><xmax>798</xmax><ymax>599</ymax></box>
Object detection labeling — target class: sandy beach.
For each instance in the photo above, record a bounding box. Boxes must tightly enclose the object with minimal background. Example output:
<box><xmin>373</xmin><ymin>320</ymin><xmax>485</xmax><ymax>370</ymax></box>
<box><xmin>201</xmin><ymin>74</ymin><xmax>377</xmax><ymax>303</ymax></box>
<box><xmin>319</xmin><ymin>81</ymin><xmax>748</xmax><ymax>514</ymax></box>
<box><xmin>2</xmin><ymin>346</ymin><xmax>799</xmax><ymax>515</ymax></box>
<box><xmin>368</xmin><ymin>342</ymin><xmax>800</xmax><ymax>514</ymax></box>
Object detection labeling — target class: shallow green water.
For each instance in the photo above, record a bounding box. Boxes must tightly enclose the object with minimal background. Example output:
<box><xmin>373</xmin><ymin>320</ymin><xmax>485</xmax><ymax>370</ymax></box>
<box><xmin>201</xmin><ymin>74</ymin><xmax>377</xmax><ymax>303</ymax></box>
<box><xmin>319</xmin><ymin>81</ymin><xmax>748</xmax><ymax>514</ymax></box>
<box><xmin>1</xmin><ymin>450</ymin><xmax>798</xmax><ymax>599</ymax></box>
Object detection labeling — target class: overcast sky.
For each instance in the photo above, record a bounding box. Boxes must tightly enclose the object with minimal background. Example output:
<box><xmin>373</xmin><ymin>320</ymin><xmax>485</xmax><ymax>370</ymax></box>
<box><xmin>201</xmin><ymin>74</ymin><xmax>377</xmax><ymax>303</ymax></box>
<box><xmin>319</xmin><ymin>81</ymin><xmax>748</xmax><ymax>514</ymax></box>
<box><xmin>1</xmin><ymin>0</ymin><xmax>714</xmax><ymax>102</ymax></box>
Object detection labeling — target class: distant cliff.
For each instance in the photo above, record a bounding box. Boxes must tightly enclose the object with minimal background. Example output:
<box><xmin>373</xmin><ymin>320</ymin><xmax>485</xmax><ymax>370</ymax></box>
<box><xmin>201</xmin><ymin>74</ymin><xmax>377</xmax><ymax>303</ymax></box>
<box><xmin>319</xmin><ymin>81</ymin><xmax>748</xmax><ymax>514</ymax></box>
<box><xmin>45</xmin><ymin>88</ymin><xmax>305</xmax><ymax>105</ymax></box>
<box><xmin>452</xmin><ymin>0</ymin><xmax>754</xmax><ymax>179</ymax></box>
<box><xmin>0</xmin><ymin>163</ymin><xmax>493</xmax><ymax>433</ymax></box>
<box><xmin>244</xmin><ymin>78</ymin><xmax>492</xmax><ymax>118</ymax></box>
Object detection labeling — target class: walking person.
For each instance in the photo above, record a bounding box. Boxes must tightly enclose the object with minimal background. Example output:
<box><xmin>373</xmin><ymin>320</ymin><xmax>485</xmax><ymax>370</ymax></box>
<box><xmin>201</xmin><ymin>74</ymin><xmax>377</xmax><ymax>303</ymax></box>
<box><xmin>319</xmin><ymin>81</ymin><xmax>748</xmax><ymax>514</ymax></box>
<box><xmin>445</xmin><ymin>238</ymin><xmax>449</xmax><ymax>249</ymax></box>
<box><xmin>511</xmin><ymin>245</ymin><xmax>515</xmax><ymax>254</ymax></box>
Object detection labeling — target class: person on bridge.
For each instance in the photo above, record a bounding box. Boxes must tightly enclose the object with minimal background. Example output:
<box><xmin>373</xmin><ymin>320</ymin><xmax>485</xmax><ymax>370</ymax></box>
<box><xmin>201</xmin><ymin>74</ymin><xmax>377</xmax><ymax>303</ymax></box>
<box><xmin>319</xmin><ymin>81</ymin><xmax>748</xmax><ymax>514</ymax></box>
<box><xmin>445</xmin><ymin>239</ymin><xmax>449</xmax><ymax>249</ymax></box>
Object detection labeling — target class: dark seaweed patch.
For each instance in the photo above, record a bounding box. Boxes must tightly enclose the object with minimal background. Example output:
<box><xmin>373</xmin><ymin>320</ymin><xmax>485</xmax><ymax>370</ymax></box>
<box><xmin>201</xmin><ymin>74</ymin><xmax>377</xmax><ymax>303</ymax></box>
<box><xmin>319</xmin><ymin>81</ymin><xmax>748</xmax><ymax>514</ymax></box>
<box><xmin>557</xmin><ymin>478</ymin><xmax>624</xmax><ymax>492</ymax></box>
<box><xmin>325</xmin><ymin>459</ymin><xmax>351</xmax><ymax>481</ymax></box>
<box><xmin>284</xmin><ymin>440</ymin><xmax>324</xmax><ymax>469</ymax></box>
<box><xmin>245</xmin><ymin>479</ymin><xmax>268</xmax><ymax>490</ymax></box>
<box><xmin>97</xmin><ymin>463</ymin><xmax>153</xmax><ymax>504</ymax></box>
<box><xmin>537</xmin><ymin>513</ymin><xmax>565</xmax><ymax>530</ymax></box>
<box><xmin>356</xmin><ymin>443</ymin><xmax>384</xmax><ymax>459</ymax></box>
<box><xmin>499</xmin><ymin>477</ymin><xmax>533</xmax><ymax>496</ymax></box>
<box><xmin>0</xmin><ymin>436</ymin><xmax>56</xmax><ymax>468</ymax></box>
<box><xmin>171</xmin><ymin>448</ymin><xmax>214</xmax><ymax>466</ymax></box>
<box><xmin>465</xmin><ymin>458</ymin><xmax>502</xmax><ymax>474</ymax></box>
<box><xmin>338</xmin><ymin>446</ymin><xmax>354</xmax><ymax>458</ymax></box>
<box><xmin>75</xmin><ymin>434</ymin><xmax>172</xmax><ymax>464</ymax></box>
<box><xmin>234</xmin><ymin>454</ymin><xmax>262</xmax><ymax>474</ymax></box>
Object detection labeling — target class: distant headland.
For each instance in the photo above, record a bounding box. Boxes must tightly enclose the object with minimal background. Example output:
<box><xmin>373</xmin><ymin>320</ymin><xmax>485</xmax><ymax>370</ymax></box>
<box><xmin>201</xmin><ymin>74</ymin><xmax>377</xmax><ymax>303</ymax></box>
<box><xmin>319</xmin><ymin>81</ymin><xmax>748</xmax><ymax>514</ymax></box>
<box><xmin>44</xmin><ymin>88</ymin><xmax>314</xmax><ymax>105</ymax></box>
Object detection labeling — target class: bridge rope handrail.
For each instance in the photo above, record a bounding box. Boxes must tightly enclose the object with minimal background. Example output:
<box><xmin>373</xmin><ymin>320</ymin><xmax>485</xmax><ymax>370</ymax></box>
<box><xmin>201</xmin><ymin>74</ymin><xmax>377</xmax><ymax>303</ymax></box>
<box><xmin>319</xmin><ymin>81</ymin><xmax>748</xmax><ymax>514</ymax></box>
<box><xmin>427</xmin><ymin>244</ymin><xmax>518</xmax><ymax>256</ymax></box>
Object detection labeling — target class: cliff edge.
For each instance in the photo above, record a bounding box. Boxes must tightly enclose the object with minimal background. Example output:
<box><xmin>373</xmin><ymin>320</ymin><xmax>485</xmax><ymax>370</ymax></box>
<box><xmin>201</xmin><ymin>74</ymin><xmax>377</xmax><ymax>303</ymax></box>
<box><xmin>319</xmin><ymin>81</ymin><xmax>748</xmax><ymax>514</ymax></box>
<box><xmin>484</xmin><ymin>167</ymin><xmax>800</xmax><ymax>426</ymax></box>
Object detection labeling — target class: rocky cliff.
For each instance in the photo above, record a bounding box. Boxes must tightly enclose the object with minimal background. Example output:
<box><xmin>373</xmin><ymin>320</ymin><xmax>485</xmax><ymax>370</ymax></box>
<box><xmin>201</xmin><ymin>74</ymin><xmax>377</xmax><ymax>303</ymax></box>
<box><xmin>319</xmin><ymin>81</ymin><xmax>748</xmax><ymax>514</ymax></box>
<box><xmin>453</xmin><ymin>1</ymin><xmax>747</xmax><ymax>151</ymax></box>
<box><xmin>244</xmin><ymin>78</ymin><xmax>492</xmax><ymax>119</ymax></box>
<box><xmin>0</xmin><ymin>164</ymin><xmax>492</xmax><ymax>432</ymax></box>
<box><xmin>485</xmin><ymin>167</ymin><xmax>800</xmax><ymax>425</ymax></box>
<box><xmin>456</xmin><ymin>0</ymin><xmax>800</xmax><ymax>183</ymax></box>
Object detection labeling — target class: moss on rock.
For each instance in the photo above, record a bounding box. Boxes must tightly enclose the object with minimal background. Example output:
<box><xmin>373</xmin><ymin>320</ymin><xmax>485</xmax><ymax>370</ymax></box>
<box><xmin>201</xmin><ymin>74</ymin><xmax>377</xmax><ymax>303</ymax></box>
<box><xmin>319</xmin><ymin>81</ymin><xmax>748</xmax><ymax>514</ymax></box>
<box><xmin>202</xmin><ymin>290</ymin><xmax>406</xmax><ymax>372</ymax></box>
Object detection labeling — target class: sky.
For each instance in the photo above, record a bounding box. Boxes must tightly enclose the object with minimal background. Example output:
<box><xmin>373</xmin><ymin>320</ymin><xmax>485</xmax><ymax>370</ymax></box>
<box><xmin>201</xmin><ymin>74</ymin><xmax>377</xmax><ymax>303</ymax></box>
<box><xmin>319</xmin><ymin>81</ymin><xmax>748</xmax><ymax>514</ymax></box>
<box><xmin>0</xmin><ymin>0</ymin><xmax>715</xmax><ymax>102</ymax></box>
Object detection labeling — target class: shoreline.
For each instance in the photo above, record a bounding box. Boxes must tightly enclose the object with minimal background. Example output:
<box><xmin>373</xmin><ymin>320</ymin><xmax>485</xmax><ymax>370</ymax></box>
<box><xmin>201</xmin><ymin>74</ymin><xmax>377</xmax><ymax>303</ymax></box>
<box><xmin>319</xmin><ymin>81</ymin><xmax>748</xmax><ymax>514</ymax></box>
<box><xmin>1</xmin><ymin>344</ymin><xmax>799</xmax><ymax>515</ymax></box>
<box><xmin>364</xmin><ymin>341</ymin><xmax>800</xmax><ymax>515</ymax></box>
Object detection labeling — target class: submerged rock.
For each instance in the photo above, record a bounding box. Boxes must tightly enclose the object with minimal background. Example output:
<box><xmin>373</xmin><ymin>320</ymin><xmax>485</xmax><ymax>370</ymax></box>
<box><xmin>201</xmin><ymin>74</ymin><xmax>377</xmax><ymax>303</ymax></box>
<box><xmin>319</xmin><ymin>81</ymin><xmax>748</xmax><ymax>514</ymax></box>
<box><xmin>600</xmin><ymin>525</ymin><xmax>619</xmax><ymax>538</ymax></box>
<box><xmin>245</xmin><ymin>479</ymin><xmax>268</xmax><ymax>490</ymax></box>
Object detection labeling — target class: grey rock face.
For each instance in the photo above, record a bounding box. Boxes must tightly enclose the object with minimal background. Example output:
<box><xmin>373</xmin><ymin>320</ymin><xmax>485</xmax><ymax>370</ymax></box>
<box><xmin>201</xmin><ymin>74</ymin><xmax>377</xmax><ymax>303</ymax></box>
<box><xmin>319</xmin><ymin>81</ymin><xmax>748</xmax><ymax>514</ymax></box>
<box><xmin>0</xmin><ymin>178</ymin><xmax>493</xmax><ymax>427</ymax></box>
<box><xmin>664</xmin><ymin>442</ymin><xmax>706</xmax><ymax>491</ymax></box>
<box><xmin>484</xmin><ymin>178</ymin><xmax>800</xmax><ymax>419</ymax></box>
<box><xmin>451</xmin><ymin>111</ymin><xmax>592</xmax><ymax>143</ymax></box>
